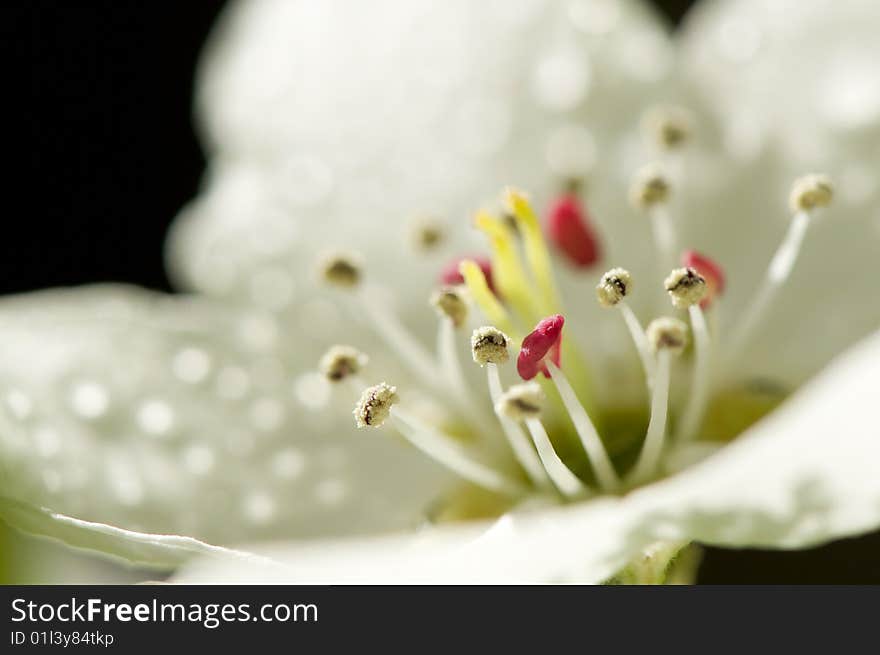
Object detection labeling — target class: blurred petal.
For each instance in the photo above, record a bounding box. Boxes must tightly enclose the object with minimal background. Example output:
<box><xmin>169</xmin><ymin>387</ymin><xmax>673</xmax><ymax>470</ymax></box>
<box><xmin>0</xmin><ymin>497</ymin><xmax>251</xmax><ymax>570</ymax></box>
<box><xmin>674</xmin><ymin>0</ymin><xmax>880</xmax><ymax>382</ymax></box>
<box><xmin>168</xmin><ymin>0</ymin><xmax>672</xmax><ymax>306</ymax></box>
<box><xmin>0</xmin><ymin>286</ymin><xmax>450</xmax><ymax>556</ymax></box>
<box><xmin>175</xmin><ymin>329</ymin><xmax>880</xmax><ymax>582</ymax></box>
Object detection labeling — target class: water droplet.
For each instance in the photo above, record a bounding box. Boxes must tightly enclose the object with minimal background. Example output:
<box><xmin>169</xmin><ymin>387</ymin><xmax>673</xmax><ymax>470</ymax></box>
<box><xmin>314</xmin><ymin>478</ymin><xmax>348</xmax><ymax>506</ymax></box>
<box><xmin>216</xmin><ymin>366</ymin><xmax>251</xmax><ymax>400</ymax></box>
<box><xmin>33</xmin><ymin>426</ymin><xmax>61</xmax><ymax>457</ymax></box>
<box><xmin>545</xmin><ymin>124</ymin><xmax>597</xmax><ymax>178</ymax></box>
<box><xmin>238</xmin><ymin>314</ymin><xmax>279</xmax><ymax>352</ymax></box>
<box><xmin>69</xmin><ymin>381</ymin><xmax>109</xmax><ymax>419</ymax></box>
<box><xmin>249</xmin><ymin>267</ymin><xmax>295</xmax><ymax>310</ymax></box>
<box><xmin>242</xmin><ymin>491</ymin><xmax>276</xmax><ymax>524</ymax></box>
<box><xmin>293</xmin><ymin>372</ymin><xmax>330</xmax><ymax>410</ymax></box>
<box><xmin>249</xmin><ymin>397</ymin><xmax>286</xmax><ymax>432</ymax></box>
<box><xmin>137</xmin><ymin>399</ymin><xmax>175</xmax><ymax>436</ymax></box>
<box><xmin>42</xmin><ymin>469</ymin><xmax>62</xmax><ymax>493</ymax></box>
<box><xmin>182</xmin><ymin>444</ymin><xmax>216</xmax><ymax>475</ymax></box>
<box><xmin>5</xmin><ymin>390</ymin><xmax>33</xmax><ymax>420</ymax></box>
<box><xmin>272</xmin><ymin>448</ymin><xmax>307</xmax><ymax>481</ymax></box>
<box><xmin>533</xmin><ymin>49</ymin><xmax>591</xmax><ymax>111</ymax></box>
<box><xmin>172</xmin><ymin>347</ymin><xmax>212</xmax><ymax>384</ymax></box>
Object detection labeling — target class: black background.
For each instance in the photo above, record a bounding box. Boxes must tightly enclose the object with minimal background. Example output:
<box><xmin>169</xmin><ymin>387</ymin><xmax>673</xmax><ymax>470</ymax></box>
<box><xmin>11</xmin><ymin>0</ymin><xmax>880</xmax><ymax>583</ymax></box>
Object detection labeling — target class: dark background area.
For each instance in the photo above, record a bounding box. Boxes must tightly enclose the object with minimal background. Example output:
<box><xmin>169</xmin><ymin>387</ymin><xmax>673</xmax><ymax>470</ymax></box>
<box><xmin>11</xmin><ymin>0</ymin><xmax>880</xmax><ymax>583</ymax></box>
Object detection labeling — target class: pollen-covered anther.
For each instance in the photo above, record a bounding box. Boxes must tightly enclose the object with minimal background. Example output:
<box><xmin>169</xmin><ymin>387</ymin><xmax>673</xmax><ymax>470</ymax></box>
<box><xmin>318</xmin><ymin>251</ymin><xmax>362</xmax><ymax>288</ymax></box>
<box><xmin>431</xmin><ymin>287</ymin><xmax>468</xmax><ymax>328</ymax></box>
<box><xmin>681</xmin><ymin>250</ymin><xmax>725</xmax><ymax>309</ymax></box>
<box><xmin>629</xmin><ymin>165</ymin><xmax>671</xmax><ymax>210</ymax></box>
<box><xmin>410</xmin><ymin>217</ymin><xmax>446</xmax><ymax>252</ymax></box>
<box><xmin>646</xmin><ymin>317</ymin><xmax>689</xmax><ymax>355</ymax></box>
<box><xmin>664</xmin><ymin>267</ymin><xmax>707</xmax><ymax>309</ymax></box>
<box><xmin>471</xmin><ymin>326</ymin><xmax>510</xmax><ymax>366</ymax></box>
<box><xmin>495</xmin><ymin>382</ymin><xmax>545</xmax><ymax>421</ymax></box>
<box><xmin>353</xmin><ymin>382</ymin><xmax>398</xmax><ymax>428</ymax></box>
<box><xmin>319</xmin><ymin>345</ymin><xmax>367</xmax><ymax>382</ymax></box>
<box><xmin>642</xmin><ymin>105</ymin><xmax>693</xmax><ymax>150</ymax></box>
<box><xmin>789</xmin><ymin>174</ymin><xmax>834</xmax><ymax>214</ymax></box>
<box><xmin>596</xmin><ymin>267</ymin><xmax>632</xmax><ymax>307</ymax></box>
<box><xmin>517</xmin><ymin>314</ymin><xmax>564</xmax><ymax>380</ymax></box>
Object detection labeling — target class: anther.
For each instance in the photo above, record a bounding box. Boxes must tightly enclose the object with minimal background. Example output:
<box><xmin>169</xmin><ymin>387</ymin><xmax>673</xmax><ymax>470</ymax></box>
<box><xmin>319</xmin><ymin>345</ymin><xmax>367</xmax><ymax>382</ymax></box>
<box><xmin>681</xmin><ymin>251</ymin><xmax>725</xmax><ymax>309</ymax></box>
<box><xmin>546</xmin><ymin>192</ymin><xmax>602</xmax><ymax>268</ymax></box>
<box><xmin>431</xmin><ymin>287</ymin><xmax>468</xmax><ymax>328</ymax></box>
<box><xmin>642</xmin><ymin>105</ymin><xmax>693</xmax><ymax>150</ymax></box>
<box><xmin>596</xmin><ymin>267</ymin><xmax>632</xmax><ymax>307</ymax></box>
<box><xmin>517</xmin><ymin>315</ymin><xmax>564</xmax><ymax>380</ymax></box>
<box><xmin>664</xmin><ymin>267</ymin><xmax>707</xmax><ymax>309</ymax></box>
<box><xmin>646</xmin><ymin>317</ymin><xmax>689</xmax><ymax>354</ymax></box>
<box><xmin>318</xmin><ymin>251</ymin><xmax>362</xmax><ymax>288</ymax></box>
<box><xmin>353</xmin><ymin>383</ymin><xmax>398</xmax><ymax>428</ymax></box>
<box><xmin>629</xmin><ymin>165</ymin><xmax>671</xmax><ymax>210</ymax></box>
<box><xmin>789</xmin><ymin>174</ymin><xmax>834</xmax><ymax>214</ymax></box>
<box><xmin>410</xmin><ymin>217</ymin><xmax>446</xmax><ymax>252</ymax></box>
<box><xmin>471</xmin><ymin>326</ymin><xmax>510</xmax><ymax>366</ymax></box>
<box><xmin>495</xmin><ymin>383</ymin><xmax>545</xmax><ymax>421</ymax></box>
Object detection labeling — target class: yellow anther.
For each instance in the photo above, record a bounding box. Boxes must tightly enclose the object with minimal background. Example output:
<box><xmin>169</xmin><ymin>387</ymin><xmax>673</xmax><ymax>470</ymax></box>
<box><xmin>503</xmin><ymin>188</ymin><xmax>561</xmax><ymax>314</ymax></box>
<box><xmin>459</xmin><ymin>259</ymin><xmax>513</xmax><ymax>336</ymax></box>
<box><xmin>474</xmin><ymin>210</ymin><xmax>539</xmax><ymax>322</ymax></box>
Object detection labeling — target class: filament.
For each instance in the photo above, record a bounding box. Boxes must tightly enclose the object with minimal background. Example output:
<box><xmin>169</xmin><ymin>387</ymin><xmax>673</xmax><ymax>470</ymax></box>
<box><xmin>390</xmin><ymin>406</ymin><xmax>524</xmax><ymax>497</ymax></box>
<box><xmin>630</xmin><ymin>350</ymin><xmax>671</xmax><ymax>484</ymax></box>
<box><xmin>524</xmin><ymin>418</ymin><xmax>586</xmax><ymax>498</ymax></box>
<box><xmin>677</xmin><ymin>305</ymin><xmax>711</xmax><ymax>442</ymax></box>
<box><xmin>546</xmin><ymin>362</ymin><xmax>619</xmax><ymax>491</ymax></box>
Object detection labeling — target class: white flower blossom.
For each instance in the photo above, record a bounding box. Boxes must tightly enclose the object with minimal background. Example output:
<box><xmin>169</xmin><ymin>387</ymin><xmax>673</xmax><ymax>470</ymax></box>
<box><xmin>1</xmin><ymin>0</ymin><xmax>879</xmax><ymax>583</ymax></box>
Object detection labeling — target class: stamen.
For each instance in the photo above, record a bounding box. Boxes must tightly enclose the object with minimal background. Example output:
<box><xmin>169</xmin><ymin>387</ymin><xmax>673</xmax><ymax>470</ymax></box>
<box><xmin>677</xmin><ymin>304</ymin><xmax>711</xmax><ymax>442</ymax></box>
<box><xmin>642</xmin><ymin>105</ymin><xmax>693</xmax><ymax>151</ymax></box>
<box><xmin>459</xmin><ymin>260</ymin><xmax>513</xmax><ymax>335</ymax></box>
<box><xmin>545</xmin><ymin>192</ymin><xmax>602</xmax><ymax>268</ymax></box>
<box><xmin>630</xmin><ymin>318</ymin><xmax>688</xmax><ymax>483</ymax></box>
<box><xmin>430</xmin><ymin>287</ymin><xmax>468</xmax><ymax>328</ymax></box>
<box><xmin>319</xmin><ymin>345</ymin><xmax>367</xmax><ymax>382</ymax></box>
<box><xmin>485</xmin><ymin>367</ymin><xmax>552</xmax><ymax>491</ymax></box>
<box><xmin>354</xmin><ymin>383</ymin><xmax>522</xmax><ymax>495</ymax></box>
<box><xmin>596</xmin><ymin>268</ymin><xmax>655</xmax><ymax>385</ymax></box>
<box><xmin>496</xmin><ymin>382</ymin><xmax>585</xmax><ymax>498</ymax></box>
<box><xmin>681</xmin><ymin>250</ymin><xmax>725</xmax><ymax>310</ymax></box>
<box><xmin>546</xmin><ymin>361</ymin><xmax>619</xmax><ymax>492</ymax></box>
<box><xmin>504</xmin><ymin>188</ymin><xmax>561</xmax><ymax>314</ymax></box>
<box><xmin>517</xmin><ymin>315</ymin><xmax>564</xmax><ymax>381</ymax></box>
<box><xmin>434</xmin><ymin>298</ymin><xmax>496</xmax><ymax>437</ymax></box>
<box><xmin>789</xmin><ymin>174</ymin><xmax>834</xmax><ymax>214</ymax></box>
<box><xmin>353</xmin><ymin>382</ymin><xmax>398</xmax><ymax>428</ymax></box>
<box><xmin>664</xmin><ymin>267</ymin><xmax>707</xmax><ymax>309</ymax></box>
<box><xmin>471</xmin><ymin>326</ymin><xmax>510</xmax><ymax>366</ymax></box>
<box><xmin>357</xmin><ymin>284</ymin><xmax>440</xmax><ymax>383</ymax></box>
<box><xmin>726</xmin><ymin>175</ymin><xmax>833</xmax><ymax>364</ymax></box>
<box><xmin>318</xmin><ymin>250</ymin><xmax>362</xmax><ymax>288</ymax></box>
<box><xmin>410</xmin><ymin>217</ymin><xmax>445</xmax><ymax>252</ymax></box>
<box><xmin>474</xmin><ymin>210</ymin><xmax>540</xmax><ymax>321</ymax></box>
<box><xmin>630</xmin><ymin>165</ymin><xmax>676</xmax><ymax>271</ymax></box>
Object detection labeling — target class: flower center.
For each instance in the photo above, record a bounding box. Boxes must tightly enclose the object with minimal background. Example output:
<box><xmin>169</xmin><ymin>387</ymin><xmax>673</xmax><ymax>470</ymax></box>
<box><xmin>315</xmin><ymin>143</ymin><xmax>832</xmax><ymax>523</ymax></box>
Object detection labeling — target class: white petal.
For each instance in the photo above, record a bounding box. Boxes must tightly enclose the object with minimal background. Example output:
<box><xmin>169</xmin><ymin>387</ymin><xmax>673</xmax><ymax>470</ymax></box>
<box><xmin>168</xmin><ymin>0</ymin><xmax>672</xmax><ymax>305</ymax></box>
<box><xmin>675</xmin><ymin>0</ymin><xmax>880</xmax><ymax>381</ymax></box>
<box><xmin>175</xmin><ymin>329</ymin><xmax>880</xmax><ymax>582</ymax></box>
<box><xmin>0</xmin><ymin>285</ymin><xmax>450</xmax><ymax>565</ymax></box>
